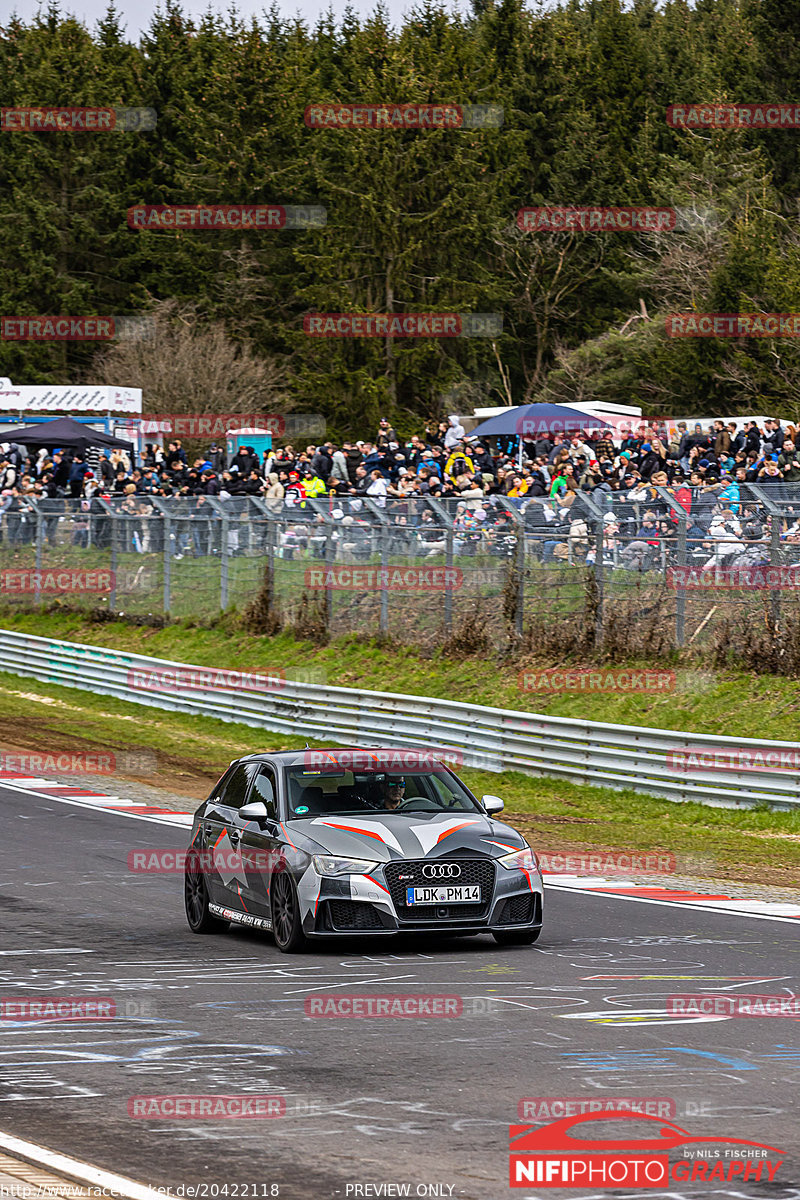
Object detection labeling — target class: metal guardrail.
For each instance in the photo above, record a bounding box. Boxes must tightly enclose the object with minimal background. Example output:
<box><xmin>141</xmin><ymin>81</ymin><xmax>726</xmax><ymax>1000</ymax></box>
<box><xmin>0</xmin><ymin>627</ymin><xmax>796</xmax><ymax>811</ymax></box>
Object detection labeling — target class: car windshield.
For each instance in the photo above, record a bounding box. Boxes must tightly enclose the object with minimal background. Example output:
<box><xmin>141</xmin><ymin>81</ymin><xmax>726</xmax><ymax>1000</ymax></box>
<box><xmin>285</xmin><ymin>768</ymin><xmax>483</xmax><ymax>819</ymax></box>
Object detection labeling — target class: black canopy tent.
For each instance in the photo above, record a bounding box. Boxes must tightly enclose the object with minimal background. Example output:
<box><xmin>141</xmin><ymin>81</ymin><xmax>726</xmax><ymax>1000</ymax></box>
<box><xmin>5</xmin><ymin>416</ymin><xmax>134</xmax><ymax>457</ymax></box>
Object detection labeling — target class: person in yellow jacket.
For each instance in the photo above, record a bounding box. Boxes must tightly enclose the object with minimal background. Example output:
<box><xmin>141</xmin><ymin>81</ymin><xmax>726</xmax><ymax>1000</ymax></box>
<box><xmin>303</xmin><ymin>470</ymin><xmax>327</xmax><ymax>498</ymax></box>
<box><xmin>444</xmin><ymin>447</ymin><xmax>475</xmax><ymax>481</ymax></box>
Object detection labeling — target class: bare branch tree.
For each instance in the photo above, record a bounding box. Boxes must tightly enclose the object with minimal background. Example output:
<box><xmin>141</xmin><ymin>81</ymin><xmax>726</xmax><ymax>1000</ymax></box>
<box><xmin>88</xmin><ymin>300</ymin><xmax>289</xmax><ymax>416</ymax></box>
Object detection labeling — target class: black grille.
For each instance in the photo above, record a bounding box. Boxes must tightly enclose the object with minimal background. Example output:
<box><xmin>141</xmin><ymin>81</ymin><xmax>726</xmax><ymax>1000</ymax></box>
<box><xmin>328</xmin><ymin>900</ymin><xmax>384</xmax><ymax>930</ymax></box>
<box><xmin>384</xmin><ymin>858</ymin><xmax>495</xmax><ymax>922</ymax></box>
<box><xmin>499</xmin><ymin>893</ymin><xmax>535</xmax><ymax>925</ymax></box>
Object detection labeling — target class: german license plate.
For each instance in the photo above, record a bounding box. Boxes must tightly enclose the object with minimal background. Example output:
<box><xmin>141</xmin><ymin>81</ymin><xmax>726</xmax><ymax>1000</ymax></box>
<box><xmin>406</xmin><ymin>885</ymin><xmax>481</xmax><ymax>905</ymax></box>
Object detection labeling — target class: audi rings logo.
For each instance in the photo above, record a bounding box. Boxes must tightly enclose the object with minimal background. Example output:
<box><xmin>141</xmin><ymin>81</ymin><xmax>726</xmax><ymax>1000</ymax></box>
<box><xmin>422</xmin><ymin>863</ymin><xmax>462</xmax><ymax>879</ymax></box>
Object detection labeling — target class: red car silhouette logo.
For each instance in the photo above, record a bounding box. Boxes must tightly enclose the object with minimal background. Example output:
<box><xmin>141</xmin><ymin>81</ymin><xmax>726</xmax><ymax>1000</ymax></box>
<box><xmin>510</xmin><ymin>1110</ymin><xmax>784</xmax><ymax>1155</ymax></box>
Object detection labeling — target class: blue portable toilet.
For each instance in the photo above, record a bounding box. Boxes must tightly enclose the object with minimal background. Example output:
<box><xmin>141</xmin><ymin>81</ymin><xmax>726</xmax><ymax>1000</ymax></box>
<box><xmin>226</xmin><ymin>426</ymin><xmax>274</xmax><ymax>462</ymax></box>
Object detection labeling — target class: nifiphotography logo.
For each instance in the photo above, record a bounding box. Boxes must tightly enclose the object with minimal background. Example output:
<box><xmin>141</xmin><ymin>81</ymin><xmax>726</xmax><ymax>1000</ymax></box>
<box><xmin>509</xmin><ymin>1111</ymin><xmax>784</xmax><ymax>1188</ymax></box>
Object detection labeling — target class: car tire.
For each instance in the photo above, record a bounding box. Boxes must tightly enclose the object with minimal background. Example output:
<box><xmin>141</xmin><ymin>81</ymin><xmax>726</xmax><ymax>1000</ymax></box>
<box><xmin>271</xmin><ymin>871</ymin><xmax>307</xmax><ymax>953</ymax></box>
<box><xmin>492</xmin><ymin>926</ymin><xmax>542</xmax><ymax>946</ymax></box>
<box><xmin>184</xmin><ymin>853</ymin><xmax>229</xmax><ymax>934</ymax></box>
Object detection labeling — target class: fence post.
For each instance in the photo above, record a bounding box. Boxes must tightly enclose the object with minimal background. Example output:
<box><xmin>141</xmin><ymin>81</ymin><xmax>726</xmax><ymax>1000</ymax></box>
<box><xmin>379</xmin><ymin>524</ymin><xmax>389</xmax><ymax>635</ymax></box>
<box><xmin>324</xmin><ymin>518</ymin><xmax>334</xmax><ymax>626</ymax></box>
<box><xmin>220</xmin><ymin>515</ymin><xmax>229</xmax><ymax>611</ymax></box>
<box><xmin>423</xmin><ymin>497</ymin><xmax>454</xmax><ymax>636</ymax></box>
<box><xmin>163</xmin><ymin>515</ymin><xmax>172</xmax><ymax>615</ymax></box>
<box><xmin>110</xmin><ymin>522</ymin><xmax>118</xmax><ymax>610</ymax></box>
<box><xmin>362</xmin><ymin>497</ymin><xmax>390</xmax><ymax>636</ymax></box>
<box><xmin>34</xmin><ymin>507</ymin><xmax>43</xmax><ymax>609</ymax></box>
<box><xmin>675</xmin><ymin>508</ymin><xmax>687</xmax><ymax>647</ymax></box>
<box><xmin>749</xmin><ymin>485</ymin><xmax>784</xmax><ymax>634</ymax></box>
<box><xmin>495</xmin><ymin>497</ymin><xmax>525</xmax><ymax>637</ymax></box>
<box><xmin>654</xmin><ymin>486</ymin><xmax>690</xmax><ymax>649</ymax></box>
<box><xmin>770</xmin><ymin>511</ymin><xmax>782</xmax><ymax>629</ymax></box>
<box><xmin>573</xmin><ymin>492</ymin><xmax>606</xmax><ymax>648</ymax></box>
<box><xmin>593</xmin><ymin>516</ymin><xmax>604</xmax><ymax>646</ymax></box>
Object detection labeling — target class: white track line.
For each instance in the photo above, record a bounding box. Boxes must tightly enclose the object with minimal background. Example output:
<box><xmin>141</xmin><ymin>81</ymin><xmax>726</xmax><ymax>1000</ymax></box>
<box><xmin>0</xmin><ymin>778</ymin><xmax>192</xmax><ymax>827</ymax></box>
<box><xmin>546</xmin><ymin>882</ymin><xmax>800</xmax><ymax>924</ymax></box>
<box><xmin>0</xmin><ymin>1129</ymin><xmax>167</xmax><ymax>1200</ymax></box>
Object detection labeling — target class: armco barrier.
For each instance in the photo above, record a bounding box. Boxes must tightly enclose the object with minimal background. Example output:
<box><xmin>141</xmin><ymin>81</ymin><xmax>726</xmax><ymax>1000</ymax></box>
<box><xmin>0</xmin><ymin>628</ymin><xmax>795</xmax><ymax>811</ymax></box>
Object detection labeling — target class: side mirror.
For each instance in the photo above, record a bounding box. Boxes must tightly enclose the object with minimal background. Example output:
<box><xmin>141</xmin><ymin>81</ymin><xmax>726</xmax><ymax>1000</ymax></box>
<box><xmin>239</xmin><ymin>800</ymin><xmax>269</xmax><ymax>823</ymax></box>
<box><xmin>482</xmin><ymin>794</ymin><xmax>504</xmax><ymax>815</ymax></box>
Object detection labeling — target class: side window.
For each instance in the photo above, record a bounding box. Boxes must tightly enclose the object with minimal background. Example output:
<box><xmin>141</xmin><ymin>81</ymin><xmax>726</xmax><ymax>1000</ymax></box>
<box><xmin>218</xmin><ymin>762</ymin><xmax>260</xmax><ymax>811</ymax></box>
<box><xmin>207</xmin><ymin>765</ymin><xmax>234</xmax><ymax>806</ymax></box>
<box><xmin>250</xmin><ymin>767</ymin><xmax>278</xmax><ymax>820</ymax></box>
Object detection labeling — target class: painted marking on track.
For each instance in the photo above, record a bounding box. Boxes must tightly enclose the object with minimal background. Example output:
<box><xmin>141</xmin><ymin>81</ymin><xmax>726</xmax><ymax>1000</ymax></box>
<box><xmin>0</xmin><ymin>949</ymin><xmax>94</xmax><ymax>956</ymax></box>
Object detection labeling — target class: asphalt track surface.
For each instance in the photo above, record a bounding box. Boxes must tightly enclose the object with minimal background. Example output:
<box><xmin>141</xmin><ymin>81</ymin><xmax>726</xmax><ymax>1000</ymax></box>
<box><xmin>1</xmin><ymin>783</ymin><xmax>799</xmax><ymax>1200</ymax></box>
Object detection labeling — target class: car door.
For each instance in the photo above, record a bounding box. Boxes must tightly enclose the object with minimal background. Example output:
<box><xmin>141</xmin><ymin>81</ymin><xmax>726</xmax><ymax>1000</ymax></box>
<box><xmin>233</xmin><ymin>764</ymin><xmax>283</xmax><ymax>917</ymax></box>
<box><xmin>194</xmin><ymin>765</ymin><xmax>234</xmax><ymax>890</ymax></box>
<box><xmin>203</xmin><ymin>761</ymin><xmax>261</xmax><ymax>908</ymax></box>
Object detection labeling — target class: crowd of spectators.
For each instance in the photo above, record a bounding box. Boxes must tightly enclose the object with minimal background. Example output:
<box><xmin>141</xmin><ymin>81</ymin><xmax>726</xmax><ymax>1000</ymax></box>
<box><xmin>2</xmin><ymin>413</ymin><xmax>800</xmax><ymax>573</ymax></box>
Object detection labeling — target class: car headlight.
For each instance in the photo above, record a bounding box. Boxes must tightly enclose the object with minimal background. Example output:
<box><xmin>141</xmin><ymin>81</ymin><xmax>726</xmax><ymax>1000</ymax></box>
<box><xmin>313</xmin><ymin>855</ymin><xmax>379</xmax><ymax>877</ymax></box>
<box><xmin>498</xmin><ymin>845</ymin><xmax>539</xmax><ymax>872</ymax></box>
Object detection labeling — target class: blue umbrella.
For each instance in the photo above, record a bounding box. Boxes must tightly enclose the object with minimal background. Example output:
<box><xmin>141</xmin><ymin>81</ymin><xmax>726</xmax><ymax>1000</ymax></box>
<box><xmin>470</xmin><ymin>404</ymin><xmax>614</xmax><ymax>468</ymax></box>
<box><xmin>470</xmin><ymin>403</ymin><xmax>613</xmax><ymax>440</ymax></box>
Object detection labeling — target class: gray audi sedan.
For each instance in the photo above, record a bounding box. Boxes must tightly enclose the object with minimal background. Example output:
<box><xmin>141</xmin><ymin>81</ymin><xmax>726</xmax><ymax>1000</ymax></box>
<box><xmin>184</xmin><ymin>747</ymin><xmax>544</xmax><ymax>952</ymax></box>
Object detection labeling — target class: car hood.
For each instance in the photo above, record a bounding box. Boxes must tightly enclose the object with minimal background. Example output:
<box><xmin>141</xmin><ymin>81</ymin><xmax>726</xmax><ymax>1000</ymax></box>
<box><xmin>285</xmin><ymin>811</ymin><xmax>527</xmax><ymax>862</ymax></box>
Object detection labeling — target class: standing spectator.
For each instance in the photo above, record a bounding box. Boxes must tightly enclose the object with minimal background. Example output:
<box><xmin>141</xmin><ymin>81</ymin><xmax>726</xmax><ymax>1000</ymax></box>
<box><xmin>444</xmin><ymin>414</ymin><xmax>465</xmax><ymax>449</ymax></box>
<box><xmin>208</xmin><ymin>442</ymin><xmax>226</xmax><ymax>472</ymax></box>
<box><xmin>404</xmin><ymin>435</ymin><xmax>427</xmax><ymax>469</ymax></box>
<box><xmin>713</xmin><ymin>420</ymin><xmax>732</xmax><ymax>459</ymax></box>
<box><xmin>264</xmin><ymin>472</ymin><xmax>284</xmax><ymax>514</ymax></box>
<box><xmin>330</xmin><ymin>444</ymin><xmax>349</xmax><ymax>483</ymax></box>
<box><xmin>68</xmin><ymin>454</ymin><xmax>89</xmax><ymax>497</ymax></box>
<box><xmin>376</xmin><ymin>417</ymin><xmax>397</xmax><ymax>449</ymax></box>
<box><xmin>284</xmin><ymin>471</ymin><xmax>307</xmax><ymax>508</ymax></box>
<box><xmin>762</xmin><ymin>418</ymin><xmax>784</xmax><ymax>455</ymax></box>
<box><xmin>311</xmin><ymin>442</ymin><xmax>333</xmax><ymax>480</ymax></box>
<box><xmin>345</xmin><ymin>442</ymin><xmax>363</xmax><ymax>484</ymax></box>
<box><xmin>366</xmin><ymin>468</ymin><xmax>388</xmax><ymax>507</ymax></box>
